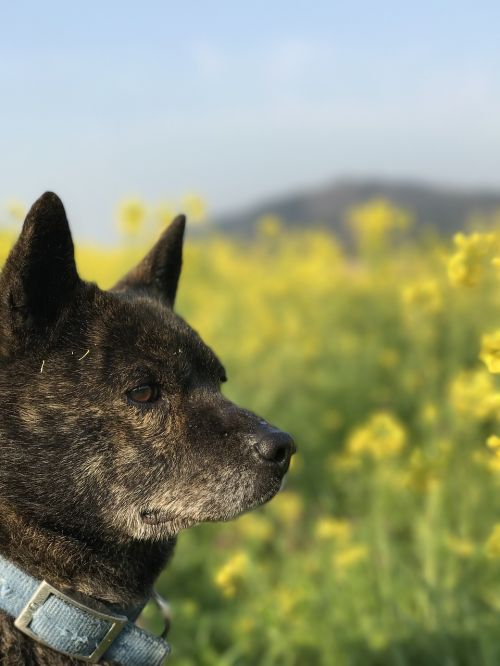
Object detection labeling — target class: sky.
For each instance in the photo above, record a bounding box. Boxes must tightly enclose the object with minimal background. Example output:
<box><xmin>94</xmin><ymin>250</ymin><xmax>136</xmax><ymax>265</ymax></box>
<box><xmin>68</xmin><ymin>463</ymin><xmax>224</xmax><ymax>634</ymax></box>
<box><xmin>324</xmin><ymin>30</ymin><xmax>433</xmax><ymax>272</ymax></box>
<box><xmin>0</xmin><ymin>1</ymin><xmax>499</xmax><ymax>241</ymax></box>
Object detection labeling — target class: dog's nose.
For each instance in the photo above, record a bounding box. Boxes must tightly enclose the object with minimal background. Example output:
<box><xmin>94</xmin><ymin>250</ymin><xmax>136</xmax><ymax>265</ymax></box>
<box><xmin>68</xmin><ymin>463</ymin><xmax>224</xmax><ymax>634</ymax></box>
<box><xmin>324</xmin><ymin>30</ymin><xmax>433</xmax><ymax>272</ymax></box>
<box><xmin>253</xmin><ymin>430</ymin><xmax>296</xmax><ymax>467</ymax></box>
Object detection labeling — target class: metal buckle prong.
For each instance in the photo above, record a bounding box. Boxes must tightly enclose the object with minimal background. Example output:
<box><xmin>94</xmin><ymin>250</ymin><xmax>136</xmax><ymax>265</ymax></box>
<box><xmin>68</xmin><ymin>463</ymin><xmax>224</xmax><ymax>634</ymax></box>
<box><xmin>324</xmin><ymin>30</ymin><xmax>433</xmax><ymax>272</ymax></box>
<box><xmin>14</xmin><ymin>580</ymin><xmax>127</xmax><ymax>663</ymax></box>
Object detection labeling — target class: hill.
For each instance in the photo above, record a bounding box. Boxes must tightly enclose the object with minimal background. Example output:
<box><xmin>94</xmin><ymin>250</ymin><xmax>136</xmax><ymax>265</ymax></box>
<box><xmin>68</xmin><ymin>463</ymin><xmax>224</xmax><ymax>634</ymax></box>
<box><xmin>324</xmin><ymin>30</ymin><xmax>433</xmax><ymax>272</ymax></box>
<box><xmin>209</xmin><ymin>179</ymin><xmax>500</xmax><ymax>238</ymax></box>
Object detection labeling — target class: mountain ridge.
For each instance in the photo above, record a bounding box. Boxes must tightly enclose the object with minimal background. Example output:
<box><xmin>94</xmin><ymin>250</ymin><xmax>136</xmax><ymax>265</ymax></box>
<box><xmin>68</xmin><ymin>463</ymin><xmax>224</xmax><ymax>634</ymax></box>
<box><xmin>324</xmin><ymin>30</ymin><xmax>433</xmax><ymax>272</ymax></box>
<box><xmin>209</xmin><ymin>178</ymin><xmax>500</xmax><ymax>237</ymax></box>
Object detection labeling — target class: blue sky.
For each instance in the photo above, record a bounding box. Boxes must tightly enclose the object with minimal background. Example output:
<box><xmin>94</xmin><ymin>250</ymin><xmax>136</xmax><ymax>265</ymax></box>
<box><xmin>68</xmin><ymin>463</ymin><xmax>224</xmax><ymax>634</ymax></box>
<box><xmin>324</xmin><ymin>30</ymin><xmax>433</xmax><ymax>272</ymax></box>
<box><xmin>0</xmin><ymin>1</ymin><xmax>499</xmax><ymax>241</ymax></box>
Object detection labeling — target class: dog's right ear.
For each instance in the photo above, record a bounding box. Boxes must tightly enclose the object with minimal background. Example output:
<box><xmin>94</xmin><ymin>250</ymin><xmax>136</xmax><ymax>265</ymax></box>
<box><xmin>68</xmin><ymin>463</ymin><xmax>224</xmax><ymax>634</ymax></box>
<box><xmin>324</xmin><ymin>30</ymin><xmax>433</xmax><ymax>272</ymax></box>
<box><xmin>0</xmin><ymin>192</ymin><xmax>81</xmax><ymax>355</ymax></box>
<box><xmin>112</xmin><ymin>214</ymin><xmax>186</xmax><ymax>307</ymax></box>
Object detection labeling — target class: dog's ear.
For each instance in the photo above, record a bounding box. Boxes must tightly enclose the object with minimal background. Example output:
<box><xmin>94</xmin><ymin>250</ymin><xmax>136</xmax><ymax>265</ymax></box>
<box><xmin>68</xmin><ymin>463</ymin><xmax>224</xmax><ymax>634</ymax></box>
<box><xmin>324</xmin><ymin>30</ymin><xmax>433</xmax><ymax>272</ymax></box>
<box><xmin>112</xmin><ymin>214</ymin><xmax>186</xmax><ymax>307</ymax></box>
<box><xmin>0</xmin><ymin>192</ymin><xmax>81</xmax><ymax>353</ymax></box>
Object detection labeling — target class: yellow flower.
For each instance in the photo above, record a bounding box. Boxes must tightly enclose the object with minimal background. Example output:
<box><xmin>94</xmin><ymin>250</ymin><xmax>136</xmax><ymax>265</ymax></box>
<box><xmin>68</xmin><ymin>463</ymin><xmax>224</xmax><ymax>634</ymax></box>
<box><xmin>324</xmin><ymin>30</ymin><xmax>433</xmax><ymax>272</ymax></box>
<box><xmin>117</xmin><ymin>198</ymin><xmax>147</xmax><ymax>236</ymax></box>
<box><xmin>480</xmin><ymin>331</ymin><xmax>500</xmax><ymax>373</ymax></box>
<box><xmin>289</xmin><ymin>452</ymin><xmax>302</xmax><ymax>472</ymax></box>
<box><xmin>403</xmin><ymin>448</ymin><xmax>440</xmax><ymax>493</ymax></box>
<box><xmin>181</xmin><ymin>193</ymin><xmax>207</xmax><ymax>224</ymax></box>
<box><xmin>444</xmin><ymin>534</ymin><xmax>475</xmax><ymax>558</ymax></box>
<box><xmin>348</xmin><ymin>199</ymin><xmax>412</xmax><ymax>255</ymax></box>
<box><xmin>492</xmin><ymin>256</ymin><xmax>500</xmax><ymax>278</ymax></box>
<box><xmin>236</xmin><ymin>513</ymin><xmax>273</xmax><ymax>541</ymax></box>
<box><xmin>488</xmin><ymin>457</ymin><xmax>500</xmax><ymax>473</ymax></box>
<box><xmin>266</xmin><ymin>491</ymin><xmax>303</xmax><ymax>524</ymax></box>
<box><xmin>487</xmin><ymin>435</ymin><xmax>500</xmax><ymax>456</ymax></box>
<box><xmin>346</xmin><ymin>412</ymin><xmax>406</xmax><ymax>460</ymax></box>
<box><xmin>421</xmin><ymin>402</ymin><xmax>438</xmax><ymax>426</ymax></box>
<box><xmin>486</xmin><ymin>524</ymin><xmax>500</xmax><ymax>559</ymax></box>
<box><xmin>333</xmin><ymin>545</ymin><xmax>368</xmax><ymax>570</ymax></box>
<box><xmin>448</xmin><ymin>232</ymin><xmax>496</xmax><ymax>287</ymax></box>
<box><xmin>276</xmin><ymin>587</ymin><xmax>299</xmax><ymax>616</ymax></box>
<box><xmin>257</xmin><ymin>214</ymin><xmax>283</xmax><ymax>238</ymax></box>
<box><xmin>214</xmin><ymin>552</ymin><xmax>248</xmax><ymax>598</ymax></box>
<box><xmin>472</xmin><ymin>450</ymin><xmax>500</xmax><ymax>474</ymax></box>
<box><xmin>401</xmin><ymin>279</ymin><xmax>442</xmax><ymax>314</ymax></box>
<box><xmin>449</xmin><ymin>369</ymin><xmax>500</xmax><ymax>420</ymax></box>
<box><xmin>315</xmin><ymin>517</ymin><xmax>352</xmax><ymax>542</ymax></box>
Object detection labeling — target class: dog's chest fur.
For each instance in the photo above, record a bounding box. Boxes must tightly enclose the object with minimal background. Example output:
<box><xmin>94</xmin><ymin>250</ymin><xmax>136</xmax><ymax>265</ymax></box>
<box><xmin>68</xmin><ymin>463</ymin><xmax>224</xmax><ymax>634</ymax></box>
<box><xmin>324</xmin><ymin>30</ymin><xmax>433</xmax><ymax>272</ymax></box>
<box><xmin>0</xmin><ymin>506</ymin><xmax>175</xmax><ymax>665</ymax></box>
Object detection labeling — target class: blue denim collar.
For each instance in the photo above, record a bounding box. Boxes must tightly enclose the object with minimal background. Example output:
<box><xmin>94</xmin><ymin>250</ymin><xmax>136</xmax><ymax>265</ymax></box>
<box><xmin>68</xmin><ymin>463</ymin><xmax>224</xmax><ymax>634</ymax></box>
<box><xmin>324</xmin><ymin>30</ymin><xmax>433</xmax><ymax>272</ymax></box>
<box><xmin>0</xmin><ymin>554</ymin><xmax>170</xmax><ymax>664</ymax></box>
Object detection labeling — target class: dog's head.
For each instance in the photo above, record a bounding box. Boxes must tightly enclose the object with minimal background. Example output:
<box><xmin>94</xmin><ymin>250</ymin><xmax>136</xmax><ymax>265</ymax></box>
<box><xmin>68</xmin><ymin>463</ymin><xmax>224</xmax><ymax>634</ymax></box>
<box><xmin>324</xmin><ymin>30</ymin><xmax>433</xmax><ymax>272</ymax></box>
<box><xmin>0</xmin><ymin>193</ymin><xmax>294</xmax><ymax>541</ymax></box>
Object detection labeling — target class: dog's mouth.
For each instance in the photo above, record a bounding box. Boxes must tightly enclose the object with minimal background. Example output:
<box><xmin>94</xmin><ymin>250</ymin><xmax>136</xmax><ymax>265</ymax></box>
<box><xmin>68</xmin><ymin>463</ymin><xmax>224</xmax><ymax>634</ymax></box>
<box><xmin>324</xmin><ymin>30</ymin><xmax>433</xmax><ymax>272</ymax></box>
<box><xmin>138</xmin><ymin>508</ymin><xmax>200</xmax><ymax>536</ymax></box>
<box><xmin>140</xmin><ymin>508</ymin><xmax>172</xmax><ymax>525</ymax></box>
<box><xmin>138</xmin><ymin>474</ymin><xmax>286</xmax><ymax>534</ymax></box>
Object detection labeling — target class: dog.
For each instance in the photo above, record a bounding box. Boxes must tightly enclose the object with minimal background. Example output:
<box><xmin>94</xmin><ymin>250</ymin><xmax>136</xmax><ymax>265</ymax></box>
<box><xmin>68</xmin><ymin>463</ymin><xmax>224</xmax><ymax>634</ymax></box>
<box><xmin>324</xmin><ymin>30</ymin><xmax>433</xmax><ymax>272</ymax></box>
<box><xmin>0</xmin><ymin>192</ymin><xmax>295</xmax><ymax>665</ymax></box>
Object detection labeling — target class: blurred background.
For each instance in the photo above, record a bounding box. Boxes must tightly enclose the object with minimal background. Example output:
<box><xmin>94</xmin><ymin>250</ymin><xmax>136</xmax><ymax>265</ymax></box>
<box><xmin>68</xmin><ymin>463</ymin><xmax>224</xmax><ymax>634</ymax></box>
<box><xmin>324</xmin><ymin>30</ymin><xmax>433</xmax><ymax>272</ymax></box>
<box><xmin>2</xmin><ymin>2</ymin><xmax>500</xmax><ymax>664</ymax></box>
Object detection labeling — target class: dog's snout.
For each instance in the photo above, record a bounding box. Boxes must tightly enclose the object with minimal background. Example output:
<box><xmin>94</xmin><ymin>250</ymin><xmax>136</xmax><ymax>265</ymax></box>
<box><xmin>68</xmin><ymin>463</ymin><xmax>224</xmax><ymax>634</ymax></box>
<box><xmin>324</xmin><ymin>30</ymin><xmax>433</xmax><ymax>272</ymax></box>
<box><xmin>253</xmin><ymin>430</ymin><xmax>295</xmax><ymax>467</ymax></box>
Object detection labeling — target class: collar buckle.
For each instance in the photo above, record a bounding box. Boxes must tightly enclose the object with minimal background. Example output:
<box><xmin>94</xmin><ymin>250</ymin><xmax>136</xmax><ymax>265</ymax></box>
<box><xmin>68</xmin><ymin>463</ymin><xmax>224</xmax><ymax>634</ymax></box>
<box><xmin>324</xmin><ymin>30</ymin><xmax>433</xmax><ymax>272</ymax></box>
<box><xmin>14</xmin><ymin>579</ymin><xmax>127</xmax><ymax>663</ymax></box>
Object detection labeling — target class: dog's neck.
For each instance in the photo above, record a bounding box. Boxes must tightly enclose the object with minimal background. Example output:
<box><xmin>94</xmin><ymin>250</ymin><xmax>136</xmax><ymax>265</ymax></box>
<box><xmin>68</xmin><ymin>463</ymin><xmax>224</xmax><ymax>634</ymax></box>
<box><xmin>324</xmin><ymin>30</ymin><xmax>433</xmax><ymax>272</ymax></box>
<box><xmin>0</xmin><ymin>502</ymin><xmax>175</xmax><ymax>608</ymax></box>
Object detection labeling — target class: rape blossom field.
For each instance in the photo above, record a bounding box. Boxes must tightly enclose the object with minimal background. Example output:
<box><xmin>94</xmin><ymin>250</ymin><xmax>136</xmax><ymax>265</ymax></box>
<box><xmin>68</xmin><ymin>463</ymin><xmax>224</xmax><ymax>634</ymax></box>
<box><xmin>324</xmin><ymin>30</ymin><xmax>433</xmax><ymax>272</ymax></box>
<box><xmin>3</xmin><ymin>198</ymin><xmax>500</xmax><ymax>665</ymax></box>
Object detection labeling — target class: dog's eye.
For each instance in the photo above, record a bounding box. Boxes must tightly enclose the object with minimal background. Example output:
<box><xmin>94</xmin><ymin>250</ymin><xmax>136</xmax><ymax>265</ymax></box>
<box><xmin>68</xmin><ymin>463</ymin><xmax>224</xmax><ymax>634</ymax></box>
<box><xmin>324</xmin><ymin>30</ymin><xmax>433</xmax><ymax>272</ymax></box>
<box><xmin>127</xmin><ymin>384</ymin><xmax>161</xmax><ymax>404</ymax></box>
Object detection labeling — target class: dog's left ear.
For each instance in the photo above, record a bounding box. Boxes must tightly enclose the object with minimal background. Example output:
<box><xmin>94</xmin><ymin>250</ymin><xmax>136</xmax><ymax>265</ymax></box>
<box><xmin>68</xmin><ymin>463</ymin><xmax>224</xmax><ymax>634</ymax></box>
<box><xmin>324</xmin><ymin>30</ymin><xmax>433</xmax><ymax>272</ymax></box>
<box><xmin>112</xmin><ymin>215</ymin><xmax>186</xmax><ymax>307</ymax></box>
<box><xmin>0</xmin><ymin>192</ymin><xmax>81</xmax><ymax>353</ymax></box>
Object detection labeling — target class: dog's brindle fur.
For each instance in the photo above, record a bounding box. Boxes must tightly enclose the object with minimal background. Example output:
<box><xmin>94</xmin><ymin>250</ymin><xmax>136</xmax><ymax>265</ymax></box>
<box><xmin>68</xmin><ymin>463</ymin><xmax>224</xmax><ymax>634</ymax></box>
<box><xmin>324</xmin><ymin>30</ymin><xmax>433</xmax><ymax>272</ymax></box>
<box><xmin>0</xmin><ymin>193</ymin><xmax>294</xmax><ymax>664</ymax></box>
